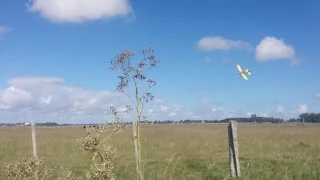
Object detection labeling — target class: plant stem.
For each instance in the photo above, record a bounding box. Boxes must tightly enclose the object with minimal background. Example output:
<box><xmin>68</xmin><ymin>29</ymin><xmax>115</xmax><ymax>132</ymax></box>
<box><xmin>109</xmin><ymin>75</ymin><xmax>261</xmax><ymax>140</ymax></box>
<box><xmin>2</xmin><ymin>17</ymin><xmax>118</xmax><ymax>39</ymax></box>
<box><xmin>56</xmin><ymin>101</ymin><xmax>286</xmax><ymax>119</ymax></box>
<box><xmin>132</xmin><ymin>115</ymin><xmax>140</xmax><ymax>180</ymax></box>
<box><xmin>135</xmin><ymin>78</ymin><xmax>144</xmax><ymax>180</ymax></box>
<box><xmin>133</xmin><ymin>78</ymin><xmax>144</xmax><ymax>180</ymax></box>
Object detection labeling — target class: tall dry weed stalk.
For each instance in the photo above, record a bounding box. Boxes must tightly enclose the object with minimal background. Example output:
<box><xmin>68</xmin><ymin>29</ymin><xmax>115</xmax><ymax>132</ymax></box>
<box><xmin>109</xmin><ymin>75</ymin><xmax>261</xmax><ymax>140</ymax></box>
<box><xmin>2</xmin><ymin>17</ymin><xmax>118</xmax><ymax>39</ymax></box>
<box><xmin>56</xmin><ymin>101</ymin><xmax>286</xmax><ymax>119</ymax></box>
<box><xmin>110</xmin><ymin>46</ymin><xmax>160</xmax><ymax>180</ymax></box>
<box><xmin>77</xmin><ymin>106</ymin><xmax>127</xmax><ymax>180</ymax></box>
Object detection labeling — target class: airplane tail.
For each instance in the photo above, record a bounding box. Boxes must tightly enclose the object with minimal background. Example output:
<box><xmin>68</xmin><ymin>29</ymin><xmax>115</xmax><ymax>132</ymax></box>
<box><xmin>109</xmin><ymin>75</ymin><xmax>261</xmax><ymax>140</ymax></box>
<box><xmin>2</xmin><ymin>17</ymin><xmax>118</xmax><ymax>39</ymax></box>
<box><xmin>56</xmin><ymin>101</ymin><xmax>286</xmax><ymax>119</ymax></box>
<box><xmin>246</xmin><ymin>69</ymin><xmax>251</xmax><ymax>75</ymax></box>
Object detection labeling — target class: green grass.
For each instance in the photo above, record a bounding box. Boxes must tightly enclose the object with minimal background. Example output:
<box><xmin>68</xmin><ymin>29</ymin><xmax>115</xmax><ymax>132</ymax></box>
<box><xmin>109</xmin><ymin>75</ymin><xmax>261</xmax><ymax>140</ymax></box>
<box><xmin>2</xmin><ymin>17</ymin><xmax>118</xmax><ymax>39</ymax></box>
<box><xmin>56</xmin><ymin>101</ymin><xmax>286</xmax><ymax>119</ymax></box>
<box><xmin>1</xmin><ymin>124</ymin><xmax>320</xmax><ymax>180</ymax></box>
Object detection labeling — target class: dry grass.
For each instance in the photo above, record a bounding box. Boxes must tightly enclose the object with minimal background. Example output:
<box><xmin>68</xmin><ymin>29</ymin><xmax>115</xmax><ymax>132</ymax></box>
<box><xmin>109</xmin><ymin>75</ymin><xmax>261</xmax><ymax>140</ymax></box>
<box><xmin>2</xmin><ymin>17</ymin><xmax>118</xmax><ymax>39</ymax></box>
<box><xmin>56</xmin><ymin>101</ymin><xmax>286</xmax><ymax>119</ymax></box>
<box><xmin>1</xmin><ymin>124</ymin><xmax>320</xmax><ymax>180</ymax></box>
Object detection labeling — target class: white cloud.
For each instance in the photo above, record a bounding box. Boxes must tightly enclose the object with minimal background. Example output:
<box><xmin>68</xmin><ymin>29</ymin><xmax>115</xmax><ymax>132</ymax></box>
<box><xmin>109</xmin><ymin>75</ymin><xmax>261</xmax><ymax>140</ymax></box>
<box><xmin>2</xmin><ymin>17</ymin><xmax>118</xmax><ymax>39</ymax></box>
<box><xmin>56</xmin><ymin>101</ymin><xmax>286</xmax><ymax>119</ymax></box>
<box><xmin>197</xmin><ymin>36</ymin><xmax>251</xmax><ymax>51</ymax></box>
<box><xmin>200</xmin><ymin>97</ymin><xmax>212</xmax><ymax>105</ymax></box>
<box><xmin>297</xmin><ymin>104</ymin><xmax>308</xmax><ymax>114</ymax></box>
<box><xmin>0</xmin><ymin>77</ymin><xmax>133</xmax><ymax>123</ymax></box>
<box><xmin>260</xmin><ymin>113</ymin><xmax>268</xmax><ymax>117</ymax></box>
<box><xmin>153</xmin><ymin>98</ymin><xmax>165</xmax><ymax>105</ymax></box>
<box><xmin>0</xmin><ymin>87</ymin><xmax>33</xmax><ymax>110</ymax></box>
<box><xmin>267</xmin><ymin>104</ymin><xmax>311</xmax><ymax>119</ymax></box>
<box><xmin>255</xmin><ymin>36</ymin><xmax>297</xmax><ymax>64</ymax></box>
<box><xmin>147</xmin><ymin>104</ymin><xmax>186</xmax><ymax>120</ymax></box>
<box><xmin>314</xmin><ymin>93</ymin><xmax>320</xmax><ymax>98</ymax></box>
<box><xmin>191</xmin><ymin>104</ymin><xmax>235</xmax><ymax>120</ymax></box>
<box><xmin>277</xmin><ymin>105</ymin><xmax>284</xmax><ymax>113</ymax></box>
<box><xmin>0</xmin><ymin>26</ymin><xmax>10</xmax><ymax>37</ymax></box>
<box><xmin>289</xmin><ymin>104</ymin><xmax>308</xmax><ymax>116</ymax></box>
<box><xmin>160</xmin><ymin>105</ymin><xmax>169</xmax><ymax>112</ymax></box>
<box><xmin>246</xmin><ymin>112</ymin><xmax>252</xmax><ymax>117</ymax></box>
<box><xmin>26</xmin><ymin>0</ymin><xmax>133</xmax><ymax>23</ymax></box>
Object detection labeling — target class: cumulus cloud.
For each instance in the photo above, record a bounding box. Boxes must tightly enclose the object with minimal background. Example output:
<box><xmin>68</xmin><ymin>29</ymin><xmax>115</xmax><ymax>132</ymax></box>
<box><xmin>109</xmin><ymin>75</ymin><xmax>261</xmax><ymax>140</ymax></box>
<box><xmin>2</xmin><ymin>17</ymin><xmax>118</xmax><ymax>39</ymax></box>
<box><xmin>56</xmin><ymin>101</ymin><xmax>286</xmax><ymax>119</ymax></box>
<box><xmin>0</xmin><ymin>87</ymin><xmax>32</xmax><ymax>110</ymax></box>
<box><xmin>152</xmin><ymin>98</ymin><xmax>165</xmax><ymax>105</ymax></box>
<box><xmin>297</xmin><ymin>104</ymin><xmax>308</xmax><ymax>114</ymax></box>
<box><xmin>160</xmin><ymin>105</ymin><xmax>169</xmax><ymax>112</ymax></box>
<box><xmin>197</xmin><ymin>36</ymin><xmax>251</xmax><ymax>51</ymax></box>
<box><xmin>314</xmin><ymin>93</ymin><xmax>320</xmax><ymax>98</ymax></box>
<box><xmin>290</xmin><ymin>104</ymin><xmax>308</xmax><ymax>116</ymax></box>
<box><xmin>200</xmin><ymin>97</ymin><xmax>212</xmax><ymax>105</ymax></box>
<box><xmin>0</xmin><ymin>77</ymin><xmax>133</xmax><ymax>123</ymax></box>
<box><xmin>142</xmin><ymin>104</ymin><xmax>187</xmax><ymax>120</ymax></box>
<box><xmin>255</xmin><ymin>36</ymin><xmax>297</xmax><ymax>64</ymax></box>
<box><xmin>26</xmin><ymin>0</ymin><xmax>133</xmax><ymax>23</ymax></box>
<box><xmin>191</xmin><ymin>103</ymin><xmax>236</xmax><ymax>120</ymax></box>
<box><xmin>0</xmin><ymin>26</ymin><xmax>10</xmax><ymax>37</ymax></box>
<box><xmin>266</xmin><ymin>104</ymin><xmax>310</xmax><ymax>119</ymax></box>
<box><xmin>277</xmin><ymin>105</ymin><xmax>284</xmax><ymax>113</ymax></box>
<box><xmin>260</xmin><ymin>113</ymin><xmax>268</xmax><ymax>117</ymax></box>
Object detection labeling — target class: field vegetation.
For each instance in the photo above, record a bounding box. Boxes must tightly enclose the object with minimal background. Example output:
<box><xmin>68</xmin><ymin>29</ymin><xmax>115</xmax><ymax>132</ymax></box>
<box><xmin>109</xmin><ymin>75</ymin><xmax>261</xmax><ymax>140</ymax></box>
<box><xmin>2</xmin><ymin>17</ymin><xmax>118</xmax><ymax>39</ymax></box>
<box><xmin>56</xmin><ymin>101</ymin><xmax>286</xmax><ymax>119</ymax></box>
<box><xmin>1</xmin><ymin>124</ymin><xmax>320</xmax><ymax>180</ymax></box>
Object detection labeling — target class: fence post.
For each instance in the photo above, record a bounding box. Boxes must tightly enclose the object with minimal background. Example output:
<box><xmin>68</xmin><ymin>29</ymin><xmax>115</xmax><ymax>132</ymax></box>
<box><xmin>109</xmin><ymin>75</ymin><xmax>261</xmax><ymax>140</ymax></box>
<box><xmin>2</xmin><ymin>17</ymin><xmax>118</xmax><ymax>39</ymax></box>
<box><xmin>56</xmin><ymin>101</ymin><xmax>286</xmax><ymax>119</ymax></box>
<box><xmin>228</xmin><ymin>120</ymin><xmax>240</xmax><ymax>178</ymax></box>
<box><xmin>31</xmin><ymin>120</ymin><xmax>38</xmax><ymax>159</ymax></box>
<box><xmin>31</xmin><ymin>120</ymin><xmax>38</xmax><ymax>180</ymax></box>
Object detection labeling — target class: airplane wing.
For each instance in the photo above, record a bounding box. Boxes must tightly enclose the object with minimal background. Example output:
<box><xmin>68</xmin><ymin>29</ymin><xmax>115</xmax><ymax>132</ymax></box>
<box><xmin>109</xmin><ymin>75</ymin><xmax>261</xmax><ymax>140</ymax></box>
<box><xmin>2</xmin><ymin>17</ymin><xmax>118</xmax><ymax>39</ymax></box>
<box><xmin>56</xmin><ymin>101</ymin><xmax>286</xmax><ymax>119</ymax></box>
<box><xmin>241</xmin><ymin>73</ymin><xmax>248</xmax><ymax>80</ymax></box>
<box><xmin>236</xmin><ymin>64</ymin><xmax>243</xmax><ymax>73</ymax></box>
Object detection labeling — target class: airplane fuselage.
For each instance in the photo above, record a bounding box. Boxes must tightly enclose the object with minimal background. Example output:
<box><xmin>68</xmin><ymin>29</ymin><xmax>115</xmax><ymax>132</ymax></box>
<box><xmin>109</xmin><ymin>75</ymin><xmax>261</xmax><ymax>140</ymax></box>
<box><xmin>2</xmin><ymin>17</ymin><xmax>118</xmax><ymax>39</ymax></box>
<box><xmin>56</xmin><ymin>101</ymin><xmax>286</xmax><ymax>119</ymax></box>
<box><xmin>237</xmin><ymin>71</ymin><xmax>247</xmax><ymax>75</ymax></box>
<box><xmin>237</xmin><ymin>70</ymin><xmax>250</xmax><ymax>76</ymax></box>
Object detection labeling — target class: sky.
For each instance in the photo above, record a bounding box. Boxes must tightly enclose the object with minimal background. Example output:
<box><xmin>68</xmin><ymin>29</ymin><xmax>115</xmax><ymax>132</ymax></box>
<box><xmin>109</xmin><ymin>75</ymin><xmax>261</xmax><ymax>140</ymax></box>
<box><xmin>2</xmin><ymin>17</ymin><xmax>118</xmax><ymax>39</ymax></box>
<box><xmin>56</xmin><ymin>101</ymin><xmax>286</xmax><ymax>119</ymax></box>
<box><xmin>0</xmin><ymin>0</ymin><xmax>319</xmax><ymax>123</ymax></box>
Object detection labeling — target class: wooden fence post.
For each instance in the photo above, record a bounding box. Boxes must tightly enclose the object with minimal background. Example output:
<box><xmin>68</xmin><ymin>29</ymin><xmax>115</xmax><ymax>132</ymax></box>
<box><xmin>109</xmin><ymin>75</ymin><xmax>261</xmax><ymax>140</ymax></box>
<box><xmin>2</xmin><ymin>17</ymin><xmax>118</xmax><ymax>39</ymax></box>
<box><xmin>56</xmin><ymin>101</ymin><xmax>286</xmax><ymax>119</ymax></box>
<box><xmin>228</xmin><ymin>120</ymin><xmax>240</xmax><ymax>178</ymax></box>
<box><xmin>31</xmin><ymin>120</ymin><xmax>38</xmax><ymax>159</ymax></box>
<box><xmin>31</xmin><ymin>120</ymin><xmax>38</xmax><ymax>180</ymax></box>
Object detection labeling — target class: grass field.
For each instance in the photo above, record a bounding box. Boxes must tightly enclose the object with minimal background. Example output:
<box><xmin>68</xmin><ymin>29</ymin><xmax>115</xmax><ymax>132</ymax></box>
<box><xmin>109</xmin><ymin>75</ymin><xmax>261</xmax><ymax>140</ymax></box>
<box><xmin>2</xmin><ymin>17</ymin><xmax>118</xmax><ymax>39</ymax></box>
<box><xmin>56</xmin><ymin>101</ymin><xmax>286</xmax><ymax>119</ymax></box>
<box><xmin>1</xmin><ymin>123</ymin><xmax>320</xmax><ymax>180</ymax></box>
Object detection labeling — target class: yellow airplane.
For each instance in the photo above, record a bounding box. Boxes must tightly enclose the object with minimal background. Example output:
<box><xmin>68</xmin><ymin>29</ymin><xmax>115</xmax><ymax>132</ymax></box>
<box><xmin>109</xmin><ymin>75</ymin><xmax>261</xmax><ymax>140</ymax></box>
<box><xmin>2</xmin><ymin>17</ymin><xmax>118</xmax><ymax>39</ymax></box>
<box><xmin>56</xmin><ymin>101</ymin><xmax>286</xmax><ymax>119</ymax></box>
<box><xmin>236</xmin><ymin>64</ymin><xmax>251</xmax><ymax>80</ymax></box>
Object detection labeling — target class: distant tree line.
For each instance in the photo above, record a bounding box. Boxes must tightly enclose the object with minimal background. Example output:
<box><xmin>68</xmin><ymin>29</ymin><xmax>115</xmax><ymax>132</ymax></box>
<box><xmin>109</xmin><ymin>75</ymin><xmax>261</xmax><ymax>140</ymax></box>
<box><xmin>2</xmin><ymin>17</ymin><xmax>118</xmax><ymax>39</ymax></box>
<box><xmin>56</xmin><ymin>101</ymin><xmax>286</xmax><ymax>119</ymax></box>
<box><xmin>36</xmin><ymin>122</ymin><xmax>58</xmax><ymax>126</ymax></box>
<box><xmin>223</xmin><ymin>114</ymin><xmax>284</xmax><ymax>123</ymax></box>
<box><xmin>150</xmin><ymin>113</ymin><xmax>320</xmax><ymax>124</ymax></box>
<box><xmin>2</xmin><ymin>113</ymin><xmax>320</xmax><ymax>126</ymax></box>
<box><xmin>288</xmin><ymin>113</ymin><xmax>320</xmax><ymax>123</ymax></box>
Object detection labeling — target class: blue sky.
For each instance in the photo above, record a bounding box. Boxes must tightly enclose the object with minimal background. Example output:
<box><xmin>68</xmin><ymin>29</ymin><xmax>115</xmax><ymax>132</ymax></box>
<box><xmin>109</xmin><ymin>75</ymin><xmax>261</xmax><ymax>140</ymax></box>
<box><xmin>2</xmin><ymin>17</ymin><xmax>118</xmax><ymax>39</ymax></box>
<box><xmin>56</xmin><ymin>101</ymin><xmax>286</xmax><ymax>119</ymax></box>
<box><xmin>0</xmin><ymin>0</ymin><xmax>319</xmax><ymax>123</ymax></box>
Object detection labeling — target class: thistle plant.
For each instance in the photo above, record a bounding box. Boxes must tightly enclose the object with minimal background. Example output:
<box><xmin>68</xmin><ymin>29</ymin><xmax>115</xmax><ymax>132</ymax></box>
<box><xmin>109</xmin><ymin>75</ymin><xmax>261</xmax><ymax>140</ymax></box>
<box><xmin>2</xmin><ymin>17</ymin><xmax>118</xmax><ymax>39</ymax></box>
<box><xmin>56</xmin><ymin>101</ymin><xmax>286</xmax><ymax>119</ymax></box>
<box><xmin>77</xmin><ymin>106</ymin><xmax>127</xmax><ymax>180</ymax></box>
<box><xmin>2</xmin><ymin>154</ymin><xmax>53</xmax><ymax>180</ymax></box>
<box><xmin>110</xmin><ymin>46</ymin><xmax>160</xmax><ymax>180</ymax></box>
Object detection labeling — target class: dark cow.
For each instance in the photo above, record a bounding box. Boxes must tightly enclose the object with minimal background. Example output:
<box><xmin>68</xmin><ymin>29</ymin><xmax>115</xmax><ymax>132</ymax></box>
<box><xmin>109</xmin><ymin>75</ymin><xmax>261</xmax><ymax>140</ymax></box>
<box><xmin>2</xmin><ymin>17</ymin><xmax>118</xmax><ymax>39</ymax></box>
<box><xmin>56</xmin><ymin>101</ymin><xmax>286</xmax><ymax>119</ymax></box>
<box><xmin>83</xmin><ymin>125</ymin><xmax>99</xmax><ymax>129</ymax></box>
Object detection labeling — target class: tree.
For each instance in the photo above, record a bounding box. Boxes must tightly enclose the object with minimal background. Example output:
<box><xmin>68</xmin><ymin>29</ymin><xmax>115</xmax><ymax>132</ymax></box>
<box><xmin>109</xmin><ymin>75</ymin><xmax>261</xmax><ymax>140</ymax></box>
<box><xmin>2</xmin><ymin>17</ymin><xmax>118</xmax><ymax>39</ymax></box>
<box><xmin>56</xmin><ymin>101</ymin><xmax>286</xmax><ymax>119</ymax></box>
<box><xmin>110</xmin><ymin>46</ymin><xmax>160</xmax><ymax>180</ymax></box>
<box><xmin>251</xmin><ymin>114</ymin><xmax>257</xmax><ymax>124</ymax></box>
<box><xmin>299</xmin><ymin>113</ymin><xmax>320</xmax><ymax>123</ymax></box>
